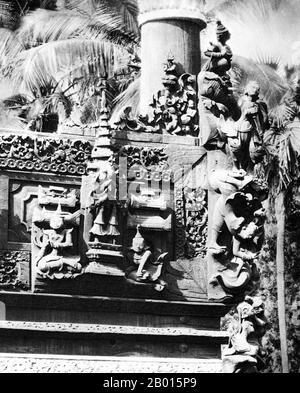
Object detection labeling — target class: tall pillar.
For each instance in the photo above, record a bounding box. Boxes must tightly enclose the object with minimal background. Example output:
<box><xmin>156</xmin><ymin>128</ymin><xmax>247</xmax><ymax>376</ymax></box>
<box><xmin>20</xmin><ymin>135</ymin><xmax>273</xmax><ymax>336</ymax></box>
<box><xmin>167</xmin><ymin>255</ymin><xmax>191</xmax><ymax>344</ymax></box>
<box><xmin>138</xmin><ymin>0</ymin><xmax>207</xmax><ymax>114</ymax></box>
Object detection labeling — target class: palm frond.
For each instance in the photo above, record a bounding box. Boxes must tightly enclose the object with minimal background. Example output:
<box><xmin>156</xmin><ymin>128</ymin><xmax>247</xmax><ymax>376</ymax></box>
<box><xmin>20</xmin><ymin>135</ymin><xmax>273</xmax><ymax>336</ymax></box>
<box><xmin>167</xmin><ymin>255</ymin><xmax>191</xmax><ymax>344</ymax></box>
<box><xmin>230</xmin><ymin>55</ymin><xmax>288</xmax><ymax>110</ymax></box>
<box><xmin>0</xmin><ymin>28</ymin><xmax>24</xmax><ymax>76</ymax></box>
<box><xmin>0</xmin><ymin>1</ymin><xmax>19</xmax><ymax>30</ymax></box>
<box><xmin>111</xmin><ymin>76</ymin><xmax>140</xmax><ymax>123</ymax></box>
<box><xmin>63</xmin><ymin>0</ymin><xmax>139</xmax><ymax>47</ymax></box>
<box><xmin>16</xmin><ymin>9</ymin><xmax>88</xmax><ymax>47</ymax></box>
<box><xmin>8</xmin><ymin>37</ymin><xmax>129</xmax><ymax>96</ymax></box>
<box><xmin>277</xmin><ymin>130</ymin><xmax>300</xmax><ymax>190</ymax></box>
<box><xmin>211</xmin><ymin>0</ymin><xmax>300</xmax><ymax>69</ymax></box>
<box><xmin>0</xmin><ymin>100</ymin><xmax>27</xmax><ymax>129</ymax></box>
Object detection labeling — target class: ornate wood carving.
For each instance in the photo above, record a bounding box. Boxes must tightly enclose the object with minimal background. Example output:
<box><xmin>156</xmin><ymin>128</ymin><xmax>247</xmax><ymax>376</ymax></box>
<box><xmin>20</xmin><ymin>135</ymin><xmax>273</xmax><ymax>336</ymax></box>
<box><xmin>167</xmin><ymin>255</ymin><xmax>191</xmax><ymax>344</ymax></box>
<box><xmin>32</xmin><ymin>186</ymin><xmax>82</xmax><ymax>282</ymax></box>
<box><xmin>0</xmin><ymin>250</ymin><xmax>30</xmax><ymax>290</ymax></box>
<box><xmin>0</xmin><ymin>135</ymin><xmax>92</xmax><ymax>175</ymax></box>
<box><xmin>113</xmin><ymin>56</ymin><xmax>198</xmax><ymax>136</ymax></box>
<box><xmin>125</xmin><ymin>225</ymin><xmax>168</xmax><ymax>291</ymax></box>
<box><xmin>9</xmin><ymin>181</ymin><xmax>80</xmax><ymax>244</ymax></box>
<box><xmin>117</xmin><ymin>145</ymin><xmax>169</xmax><ymax>174</ymax></box>
<box><xmin>222</xmin><ymin>296</ymin><xmax>269</xmax><ymax>373</ymax></box>
<box><xmin>185</xmin><ymin>188</ymin><xmax>208</xmax><ymax>259</ymax></box>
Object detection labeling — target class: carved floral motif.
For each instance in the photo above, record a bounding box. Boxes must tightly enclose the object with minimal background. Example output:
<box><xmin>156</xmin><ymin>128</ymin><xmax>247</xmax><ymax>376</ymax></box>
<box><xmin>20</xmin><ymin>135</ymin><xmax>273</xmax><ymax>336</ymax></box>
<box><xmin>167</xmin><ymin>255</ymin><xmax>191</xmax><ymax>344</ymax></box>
<box><xmin>113</xmin><ymin>56</ymin><xmax>198</xmax><ymax>136</ymax></box>
<box><xmin>185</xmin><ymin>188</ymin><xmax>208</xmax><ymax>258</ymax></box>
<box><xmin>0</xmin><ymin>135</ymin><xmax>92</xmax><ymax>175</ymax></box>
<box><xmin>0</xmin><ymin>251</ymin><xmax>30</xmax><ymax>290</ymax></box>
<box><xmin>117</xmin><ymin>145</ymin><xmax>169</xmax><ymax>174</ymax></box>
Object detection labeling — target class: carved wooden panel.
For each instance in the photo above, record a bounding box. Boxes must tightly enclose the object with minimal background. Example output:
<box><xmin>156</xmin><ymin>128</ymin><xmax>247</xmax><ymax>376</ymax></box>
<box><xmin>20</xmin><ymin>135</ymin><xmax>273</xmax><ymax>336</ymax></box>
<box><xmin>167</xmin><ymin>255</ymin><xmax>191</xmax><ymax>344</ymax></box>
<box><xmin>8</xmin><ymin>180</ymin><xmax>80</xmax><ymax>244</ymax></box>
<box><xmin>0</xmin><ymin>250</ymin><xmax>30</xmax><ymax>290</ymax></box>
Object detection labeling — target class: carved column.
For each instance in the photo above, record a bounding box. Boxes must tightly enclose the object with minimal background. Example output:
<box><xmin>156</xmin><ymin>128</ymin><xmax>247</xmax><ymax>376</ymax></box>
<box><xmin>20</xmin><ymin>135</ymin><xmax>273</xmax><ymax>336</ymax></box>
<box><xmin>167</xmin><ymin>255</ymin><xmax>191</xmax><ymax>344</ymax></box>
<box><xmin>138</xmin><ymin>0</ymin><xmax>206</xmax><ymax>114</ymax></box>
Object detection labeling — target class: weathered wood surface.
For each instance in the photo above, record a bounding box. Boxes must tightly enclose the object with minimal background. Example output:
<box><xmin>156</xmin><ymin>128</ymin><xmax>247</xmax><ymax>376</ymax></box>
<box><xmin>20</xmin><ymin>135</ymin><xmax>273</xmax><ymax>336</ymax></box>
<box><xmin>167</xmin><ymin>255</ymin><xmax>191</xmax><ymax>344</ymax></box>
<box><xmin>0</xmin><ymin>353</ymin><xmax>222</xmax><ymax>373</ymax></box>
<box><xmin>0</xmin><ymin>320</ymin><xmax>228</xmax><ymax>359</ymax></box>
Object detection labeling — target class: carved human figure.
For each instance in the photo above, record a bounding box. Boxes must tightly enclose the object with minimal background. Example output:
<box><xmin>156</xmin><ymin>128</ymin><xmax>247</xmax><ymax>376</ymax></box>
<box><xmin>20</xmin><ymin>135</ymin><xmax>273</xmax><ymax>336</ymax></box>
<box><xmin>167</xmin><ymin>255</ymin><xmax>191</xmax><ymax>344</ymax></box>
<box><xmin>198</xmin><ymin>21</ymin><xmax>241</xmax><ymax>147</ymax></box>
<box><xmin>35</xmin><ymin>206</ymin><xmax>82</xmax><ymax>278</ymax></box>
<box><xmin>126</xmin><ymin>226</ymin><xmax>168</xmax><ymax>292</ymax></box>
<box><xmin>223</xmin><ymin>296</ymin><xmax>269</xmax><ymax>373</ymax></box>
<box><xmin>204</xmin><ymin>20</ymin><xmax>233</xmax><ymax>78</ymax></box>
<box><xmin>87</xmin><ymin>162</ymin><xmax>120</xmax><ymax>242</ymax></box>
<box><xmin>222</xmin><ymin>81</ymin><xmax>269</xmax><ymax>171</ymax></box>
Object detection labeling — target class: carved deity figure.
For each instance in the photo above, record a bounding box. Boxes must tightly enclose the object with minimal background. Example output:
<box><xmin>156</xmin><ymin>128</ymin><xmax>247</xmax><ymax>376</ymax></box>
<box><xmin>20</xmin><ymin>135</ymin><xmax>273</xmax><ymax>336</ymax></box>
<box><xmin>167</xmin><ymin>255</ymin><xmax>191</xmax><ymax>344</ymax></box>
<box><xmin>208</xmin><ymin>169</ymin><xmax>267</xmax><ymax>293</ymax></box>
<box><xmin>34</xmin><ymin>205</ymin><xmax>82</xmax><ymax>279</ymax></box>
<box><xmin>126</xmin><ymin>226</ymin><xmax>168</xmax><ymax>291</ymax></box>
<box><xmin>223</xmin><ymin>296</ymin><xmax>269</xmax><ymax>373</ymax></box>
<box><xmin>204</xmin><ymin>20</ymin><xmax>233</xmax><ymax>79</ymax></box>
<box><xmin>86</xmin><ymin>162</ymin><xmax>120</xmax><ymax>243</ymax></box>
<box><xmin>198</xmin><ymin>21</ymin><xmax>241</xmax><ymax>147</ymax></box>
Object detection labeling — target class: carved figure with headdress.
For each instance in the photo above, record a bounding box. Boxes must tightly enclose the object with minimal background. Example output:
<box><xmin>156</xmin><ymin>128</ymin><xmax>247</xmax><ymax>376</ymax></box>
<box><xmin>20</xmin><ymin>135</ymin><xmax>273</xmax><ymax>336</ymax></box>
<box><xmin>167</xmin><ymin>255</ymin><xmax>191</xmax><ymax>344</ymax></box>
<box><xmin>126</xmin><ymin>226</ymin><xmax>168</xmax><ymax>291</ymax></box>
<box><xmin>221</xmin><ymin>81</ymin><xmax>270</xmax><ymax>171</ymax></box>
<box><xmin>223</xmin><ymin>296</ymin><xmax>269</xmax><ymax>373</ymax></box>
<box><xmin>208</xmin><ymin>169</ymin><xmax>267</xmax><ymax>293</ymax></box>
<box><xmin>85</xmin><ymin>161</ymin><xmax>120</xmax><ymax>243</ymax></box>
<box><xmin>34</xmin><ymin>204</ymin><xmax>82</xmax><ymax>279</ymax></box>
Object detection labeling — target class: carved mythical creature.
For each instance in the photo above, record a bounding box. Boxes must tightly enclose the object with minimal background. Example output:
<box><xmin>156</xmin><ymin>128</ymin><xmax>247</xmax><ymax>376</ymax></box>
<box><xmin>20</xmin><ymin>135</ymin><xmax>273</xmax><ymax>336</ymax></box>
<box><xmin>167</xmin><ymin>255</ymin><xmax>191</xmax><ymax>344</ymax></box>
<box><xmin>223</xmin><ymin>296</ymin><xmax>269</xmax><ymax>373</ymax></box>
<box><xmin>114</xmin><ymin>56</ymin><xmax>198</xmax><ymax>136</ymax></box>
<box><xmin>208</xmin><ymin>169</ymin><xmax>267</xmax><ymax>293</ymax></box>
<box><xmin>126</xmin><ymin>226</ymin><xmax>168</xmax><ymax>291</ymax></box>
<box><xmin>34</xmin><ymin>205</ymin><xmax>82</xmax><ymax>279</ymax></box>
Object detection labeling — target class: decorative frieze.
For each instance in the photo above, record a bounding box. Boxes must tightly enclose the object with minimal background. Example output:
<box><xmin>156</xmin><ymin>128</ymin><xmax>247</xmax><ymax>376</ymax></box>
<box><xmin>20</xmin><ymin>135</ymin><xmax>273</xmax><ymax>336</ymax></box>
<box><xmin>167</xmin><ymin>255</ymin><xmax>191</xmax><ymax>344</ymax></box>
<box><xmin>0</xmin><ymin>135</ymin><xmax>92</xmax><ymax>175</ymax></box>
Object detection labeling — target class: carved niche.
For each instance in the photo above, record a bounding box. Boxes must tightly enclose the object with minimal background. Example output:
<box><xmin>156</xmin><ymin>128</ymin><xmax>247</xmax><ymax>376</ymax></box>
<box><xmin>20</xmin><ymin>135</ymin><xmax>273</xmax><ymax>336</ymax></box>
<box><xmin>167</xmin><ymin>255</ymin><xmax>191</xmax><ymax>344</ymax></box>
<box><xmin>8</xmin><ymin>181</ymin><xmax>80</xmax><ymax>244</ymax></box>
<box><xmin>117</xmin><ymin>145</ymin><xmax>172</xmax><ymax>291</ymax></box>
<box><xmin>31</xmin><ymin>186</ymin><xmax>82</xmax><ymax>284</ymax></box>
<box><xmin>80</xmin><ymin>159</ymin><xmax>124</xmax><ymax>276</ymax></box>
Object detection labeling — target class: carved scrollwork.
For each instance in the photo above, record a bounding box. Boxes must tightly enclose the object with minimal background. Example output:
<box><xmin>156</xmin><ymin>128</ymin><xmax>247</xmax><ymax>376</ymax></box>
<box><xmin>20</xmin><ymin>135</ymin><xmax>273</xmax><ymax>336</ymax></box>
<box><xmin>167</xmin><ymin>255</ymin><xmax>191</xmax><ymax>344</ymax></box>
<box><xmin>117</xmin><ymin>145</ymin><xmax>169</xmax><ymax>176</ymax></box>
<box><xmin>184</xmin><ymin>188</ymin><xmax>208</xmax><ymax>258</ymax></box>
<box><xmin>0</xmin><ymin>135</ymin><xmax>92</xmax><ymax>175</ymax></box>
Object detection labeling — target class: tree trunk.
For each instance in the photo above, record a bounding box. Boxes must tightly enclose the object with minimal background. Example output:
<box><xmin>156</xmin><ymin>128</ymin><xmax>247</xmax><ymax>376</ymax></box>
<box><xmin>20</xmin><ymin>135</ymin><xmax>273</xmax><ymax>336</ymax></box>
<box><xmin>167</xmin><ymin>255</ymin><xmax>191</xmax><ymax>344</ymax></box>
<box><xmin>275</xmin><ymin>191</ymin><xmax>289</xmax><ymax>373</ymax></box>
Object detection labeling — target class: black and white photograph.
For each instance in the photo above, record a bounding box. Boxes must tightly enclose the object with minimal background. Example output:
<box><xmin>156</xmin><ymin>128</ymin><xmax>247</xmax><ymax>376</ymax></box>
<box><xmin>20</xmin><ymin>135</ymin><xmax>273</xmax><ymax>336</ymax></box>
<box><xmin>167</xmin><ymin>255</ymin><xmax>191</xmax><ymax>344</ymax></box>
<box><xmin>0</xmin><ymin>0</ymin><xmax>299</xmax><ymax>375</ymax></box>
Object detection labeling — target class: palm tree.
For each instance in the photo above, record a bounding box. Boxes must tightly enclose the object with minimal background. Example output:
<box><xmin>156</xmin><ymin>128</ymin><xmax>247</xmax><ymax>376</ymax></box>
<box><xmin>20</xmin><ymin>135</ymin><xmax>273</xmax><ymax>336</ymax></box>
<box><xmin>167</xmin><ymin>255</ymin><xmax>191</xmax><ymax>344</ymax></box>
<box><xmin>264</xmin><ymin>75</ymin><xmax>300</xmax><ymax>373</ymax></box>
<box><xmin>0</xmin><ymin>0</ymin><xmax>139</xmax><ymax>129</ymax></box>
